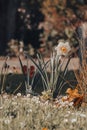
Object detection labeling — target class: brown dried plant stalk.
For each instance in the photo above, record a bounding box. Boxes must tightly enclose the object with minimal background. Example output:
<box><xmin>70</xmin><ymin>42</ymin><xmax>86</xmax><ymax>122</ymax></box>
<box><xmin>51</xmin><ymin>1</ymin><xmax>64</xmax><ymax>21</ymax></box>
<box><xmin>74</xmin><ymin>37</ymin><xmax>87</xmax><ymax>102</ymax></box>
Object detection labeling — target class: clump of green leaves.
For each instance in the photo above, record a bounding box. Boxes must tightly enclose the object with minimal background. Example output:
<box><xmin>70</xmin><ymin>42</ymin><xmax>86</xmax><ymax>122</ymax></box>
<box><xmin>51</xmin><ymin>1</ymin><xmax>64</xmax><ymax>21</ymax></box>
<box><xmin>24</xmin><ymin>40</ymin><xmax>73</xmax><ymax>99</ymax></box>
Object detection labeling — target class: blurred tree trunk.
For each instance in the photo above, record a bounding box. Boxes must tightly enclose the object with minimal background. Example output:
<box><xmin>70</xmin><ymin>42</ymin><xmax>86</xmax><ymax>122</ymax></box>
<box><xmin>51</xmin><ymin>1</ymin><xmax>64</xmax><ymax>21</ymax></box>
<box><xmin>7</xmin><ymin>0</ymin><xmax>20</xmax><ymax>41</ymax></box>
<box><xmin>0</xmin><ymin>0</ymin><xmax>8</xmax><ymax>55</ymax></box>
<box><xmin>0</xmin><ymin>0</ymin><xmax>20</xmax><ymax>55</ymax></box>
<box><xmin>0</xmin><ymin>0</ymin><xmax>44</xmax><ymax>55</ymax></box>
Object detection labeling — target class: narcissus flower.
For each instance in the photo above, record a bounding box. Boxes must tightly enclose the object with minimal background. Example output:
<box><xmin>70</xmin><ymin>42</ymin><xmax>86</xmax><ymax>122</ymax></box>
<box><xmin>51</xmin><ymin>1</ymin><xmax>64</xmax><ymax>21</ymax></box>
<box><xmin>55</xmin><ymin>41</ymin><xmax>71</xmax><ymax>56</ymax></box>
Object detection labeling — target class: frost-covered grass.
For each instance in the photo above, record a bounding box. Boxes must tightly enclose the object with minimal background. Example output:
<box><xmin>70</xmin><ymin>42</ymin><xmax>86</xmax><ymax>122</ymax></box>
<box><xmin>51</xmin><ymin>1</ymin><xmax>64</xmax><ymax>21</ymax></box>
<box><xmin>0</xmin><ymin>93</ymin><xmax>87</xmax><ymax>130</ymax></box>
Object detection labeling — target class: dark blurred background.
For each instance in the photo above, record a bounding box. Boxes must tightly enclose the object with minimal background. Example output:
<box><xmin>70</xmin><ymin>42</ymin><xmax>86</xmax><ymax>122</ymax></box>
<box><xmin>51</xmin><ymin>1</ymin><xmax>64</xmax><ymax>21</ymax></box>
<box><xmin>0</xmin><ymin>0</ymin><xmax>87</xmax><ymax>56</ymax></box>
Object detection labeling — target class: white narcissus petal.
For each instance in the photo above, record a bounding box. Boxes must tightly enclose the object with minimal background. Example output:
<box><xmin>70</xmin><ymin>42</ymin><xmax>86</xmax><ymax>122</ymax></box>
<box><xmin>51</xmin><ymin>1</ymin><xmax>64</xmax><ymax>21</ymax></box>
<box><xmin>55</xmin><ymin>41</ymin><xmax>71</xmax><ymax>56</ymax></box>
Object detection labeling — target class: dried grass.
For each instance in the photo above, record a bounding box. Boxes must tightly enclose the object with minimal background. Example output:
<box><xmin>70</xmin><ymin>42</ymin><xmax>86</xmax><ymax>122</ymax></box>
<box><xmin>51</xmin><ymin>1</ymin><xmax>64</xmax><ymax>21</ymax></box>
<box><xmin>74</xmin><ymin>23</ymin><xmax>87</xmax><ymax>102</ymax></box>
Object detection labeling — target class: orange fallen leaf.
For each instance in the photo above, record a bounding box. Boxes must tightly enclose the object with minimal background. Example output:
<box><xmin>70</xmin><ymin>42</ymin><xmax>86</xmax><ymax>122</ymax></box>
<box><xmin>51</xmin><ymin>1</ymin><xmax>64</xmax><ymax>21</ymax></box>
<box><xmin>42</xmin><ymin>128</ymin><xmax>48</xmax><ymax>130</ymax></box>
<box><xmin>66</xmin><ymin>88</ymin><xmax>84</xmax><ymax>107</ymax></box>
<box><xmin>73</xmin><ymin>96</ymin><xmax>83</xmax><ymax>107</ymax></box>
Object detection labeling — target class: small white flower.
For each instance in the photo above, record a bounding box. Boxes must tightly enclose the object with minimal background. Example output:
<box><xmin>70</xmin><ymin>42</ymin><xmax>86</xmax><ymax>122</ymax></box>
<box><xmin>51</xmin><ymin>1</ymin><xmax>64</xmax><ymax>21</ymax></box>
<box><xmin>60</xmin><ymin>100</ymin><xmax>69</xmax><ymax>107</ymax></box>
<box><xmin>69</xmin><ymin>102</ymin><xmax>74</xmax><ymax>106</ymax></box>
<box><xmin>44</xmin><ymin>101</ymin><xmax>49</xmax><ymax>105</ymax></box>
<box><xmin>63</xmin><ymin>118</ymin><xmax>68</xmax><ymax>123</ymax></box>
<box><xmin>55</xmin><ymin>41</ymin><xmax>71</xmax><ymax>56</ymax></box>
<box><xmin>71</xmin><ymin>118</ymin><xmax>77</xmax><ymax>123</ymax></box>
<box><xmin>28</xmin><ymin>109</ymin><xmax>32</xmax><ymax>112</ymax></box>
<box><xmin>17</xmin><ymin>93</ymin><xmax>21</xmax><ymax>97</ymax></box>
<box><xmin>80</xmin><ymin>114</ymin><xmax>86</xmax><ymax>118</ymax></box>
<box><xmin>26</xmin><ymin>94</ymin><xmax>31</xmax><ymax>98</ymax></box>
<box><xmin>4</xmin><ymin>119</ymin><xmax>11</xmax><ymax>124</ymax></box>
